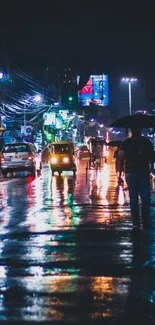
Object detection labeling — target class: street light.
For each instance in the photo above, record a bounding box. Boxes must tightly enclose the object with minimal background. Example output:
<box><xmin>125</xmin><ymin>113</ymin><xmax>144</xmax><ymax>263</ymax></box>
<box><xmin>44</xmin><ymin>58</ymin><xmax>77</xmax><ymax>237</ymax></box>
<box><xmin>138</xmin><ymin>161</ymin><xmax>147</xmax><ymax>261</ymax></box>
<box><xmin>24</xmin><ymin>94</ymin><xmax>42</xmax><ymax>127</ymax></box>
<box><xmin>53</xmin><ymin>102</ymin><xmax>59</xmax><ymax>106</ymax></box>
<box><xmin>33</xmin><ymin>94</ymin><xmax>42</xmax><ymax>103</ymax></box>
<box><xmin>121</xmin><ymin>77</ymin><xmax>137</xmax><ymax>115</ymax></box>
<box><xmin>0</xmin><ymin>72</ymin><xmax>3</xmax><ymax>79</ymax></box>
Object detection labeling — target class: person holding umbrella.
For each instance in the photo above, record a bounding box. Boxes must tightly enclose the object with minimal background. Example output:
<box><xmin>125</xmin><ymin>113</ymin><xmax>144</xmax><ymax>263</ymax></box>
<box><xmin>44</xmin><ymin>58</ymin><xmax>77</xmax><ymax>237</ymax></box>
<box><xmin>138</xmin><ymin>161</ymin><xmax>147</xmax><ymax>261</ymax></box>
<box><xmin>111</xmin><ymin>114</ymin><xmax>155</xmax><ymax>230</ymax></box>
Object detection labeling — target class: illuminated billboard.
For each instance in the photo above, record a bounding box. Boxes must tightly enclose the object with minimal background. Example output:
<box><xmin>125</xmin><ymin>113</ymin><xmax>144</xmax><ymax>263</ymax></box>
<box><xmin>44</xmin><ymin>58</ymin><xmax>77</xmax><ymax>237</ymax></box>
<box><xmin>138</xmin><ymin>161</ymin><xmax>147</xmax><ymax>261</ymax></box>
<box><xmin>77</xmin><ymin>74</ymin><xmax>108</xmax><ymax>106</ymax></box>
<box><xmin>43</xmin><ymin>112</ymin><xmax>56</xmax><ymax>126</ymax></box>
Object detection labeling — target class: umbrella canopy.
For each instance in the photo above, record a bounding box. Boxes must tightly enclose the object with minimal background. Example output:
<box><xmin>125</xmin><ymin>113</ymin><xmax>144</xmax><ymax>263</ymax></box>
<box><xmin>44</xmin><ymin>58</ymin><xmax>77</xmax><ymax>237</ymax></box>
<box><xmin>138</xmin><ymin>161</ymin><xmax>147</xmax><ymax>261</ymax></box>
<box><xmin>111</xmin><ymin>114</ymin><xmax>155</xmax><ymax>128</ymax></box>
<box><xmin>87</xmin><ymin>137</ymin><xmax>107</xmax><ymax>145</ymax></box>
<box><xmin>106</xmin><ymin>140</ymin><xmax>122</xmax><ymax>147</ymax></box>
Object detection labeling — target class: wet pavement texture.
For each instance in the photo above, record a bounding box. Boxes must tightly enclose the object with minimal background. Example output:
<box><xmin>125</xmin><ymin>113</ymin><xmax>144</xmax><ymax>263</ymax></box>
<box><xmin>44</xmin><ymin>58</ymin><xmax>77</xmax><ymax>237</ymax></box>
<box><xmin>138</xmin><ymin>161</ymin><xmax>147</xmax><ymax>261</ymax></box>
<box><xmin>0</xmin><ymin>153</ymin><xmax>155</xmax><ymax>324</ymax></box>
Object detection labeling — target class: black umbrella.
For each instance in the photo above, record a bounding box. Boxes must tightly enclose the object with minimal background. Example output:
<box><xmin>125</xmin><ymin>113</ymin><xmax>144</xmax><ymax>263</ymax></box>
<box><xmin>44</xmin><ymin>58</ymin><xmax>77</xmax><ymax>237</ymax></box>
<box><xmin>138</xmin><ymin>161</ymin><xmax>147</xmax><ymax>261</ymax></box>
<box><xmin>87</xmin><ymin>137</ymin><xmax>107</xmax><ymax>145</ymax></box>
<box><xmin>106</xmin><ymin>140</ymin><xmax>122</xmax><ymax>147</ymax></box>
<box><xmin>111</xmin><ymin>114</ymin><xmax>155</xmax><ymax>128</ymax></box>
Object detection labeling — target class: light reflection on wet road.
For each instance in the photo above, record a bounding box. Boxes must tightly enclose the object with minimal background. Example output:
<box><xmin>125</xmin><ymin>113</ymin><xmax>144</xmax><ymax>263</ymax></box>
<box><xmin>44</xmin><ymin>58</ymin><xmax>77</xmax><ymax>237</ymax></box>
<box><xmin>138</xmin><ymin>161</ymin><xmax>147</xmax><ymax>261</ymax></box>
<box><xmin>0</xmin><ymin>155</ymin><xmax>154</xmax><ymax>323</ymax></box>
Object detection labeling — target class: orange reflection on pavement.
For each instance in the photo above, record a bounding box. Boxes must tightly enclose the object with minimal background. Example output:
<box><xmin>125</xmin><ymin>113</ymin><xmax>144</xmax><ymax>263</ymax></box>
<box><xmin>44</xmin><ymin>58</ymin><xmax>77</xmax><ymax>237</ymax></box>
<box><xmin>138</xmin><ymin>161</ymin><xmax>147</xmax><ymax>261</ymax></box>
<box><xmin>89</xmin><ymin>164</ymin><xmax>110</xmax><ymax>205</ymax></box>
<box><xmin>90</xmin><ymin>277</ymin><xmax>114</xmax><ymax>318</ymax></box>
<box><xmin>99</xmin><ymin>164</ymin><xmax>109</xmax><ymax>202</ymax></box>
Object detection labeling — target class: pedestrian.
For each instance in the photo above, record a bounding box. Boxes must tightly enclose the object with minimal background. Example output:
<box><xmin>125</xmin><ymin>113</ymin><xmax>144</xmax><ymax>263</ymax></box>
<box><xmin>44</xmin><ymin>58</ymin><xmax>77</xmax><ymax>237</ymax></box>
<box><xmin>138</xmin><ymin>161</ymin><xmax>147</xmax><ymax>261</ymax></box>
<box><xmin>113</xmin><ymin>148</ymin><xmax>124</xmax><ymax>186</ymax></box>
<box><xmin>90</xmin><ymin>144</ymin><xmax>102</xmax><ymax>167</ymax></box>
<box><xmin>113</xmin><ymin>148</ymin><xmax>124</xmax><ymax>187</ymax></box>
<box><xmin>116</xmin><ymin>126</ymin><xmax>154</xmax><ymax>230</ymax></box>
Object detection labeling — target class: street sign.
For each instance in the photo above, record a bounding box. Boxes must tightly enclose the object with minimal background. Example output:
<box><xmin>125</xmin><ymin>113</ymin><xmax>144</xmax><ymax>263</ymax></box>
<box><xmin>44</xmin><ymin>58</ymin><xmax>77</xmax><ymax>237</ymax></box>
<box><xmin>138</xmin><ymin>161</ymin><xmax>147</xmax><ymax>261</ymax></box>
<box><xmin>21</xmin><ymin>125</ymin><xmax>32</xmax><ymax>137</ymax></box>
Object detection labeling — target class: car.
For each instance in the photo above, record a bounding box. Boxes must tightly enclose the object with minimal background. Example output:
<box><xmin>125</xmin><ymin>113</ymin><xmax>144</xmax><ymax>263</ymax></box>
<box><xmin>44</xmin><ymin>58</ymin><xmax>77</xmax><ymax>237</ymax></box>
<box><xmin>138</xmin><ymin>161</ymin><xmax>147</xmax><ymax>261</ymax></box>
<box><xmin>0</xmin><ymin>142</ymin><xmax>42</xmax><ymax>177</ymax></box>
<box><xmin>76</xmin><ymin>145</ymin><xmax>90</xmax><ymax>159</ymax></box>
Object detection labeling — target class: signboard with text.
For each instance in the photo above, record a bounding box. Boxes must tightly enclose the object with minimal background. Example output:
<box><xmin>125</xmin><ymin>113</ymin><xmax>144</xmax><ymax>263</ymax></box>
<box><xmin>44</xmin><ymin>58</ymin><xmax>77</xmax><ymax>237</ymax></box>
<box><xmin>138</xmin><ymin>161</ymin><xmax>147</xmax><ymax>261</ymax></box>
<box><xmin>77</xmin><ymin>74</ymin><xmax>109</xmax><ymax>107</ymax></box>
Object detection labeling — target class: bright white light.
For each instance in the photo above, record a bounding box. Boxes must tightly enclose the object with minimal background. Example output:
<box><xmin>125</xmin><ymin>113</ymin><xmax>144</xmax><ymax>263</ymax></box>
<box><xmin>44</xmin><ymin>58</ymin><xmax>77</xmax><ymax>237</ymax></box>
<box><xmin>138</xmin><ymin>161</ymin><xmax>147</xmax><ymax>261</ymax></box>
<box><xmin>51</xmin><ymin>157</ymin><xmax>57</xmax><ymax>164</ymax></box>
<box><xmin>54</xmin><ymin>102</ymin><xmax>59</xmax><ymax>106</ymax></box>
<box><xmin>72</xmin><ymin>112</ymin><xmax>76</xmax><ymax>116</ymax></box>
<box><xmin>0</xmin><ymin>72</ymin><xmax>3</xmax><ymax>79</ymax></box>
<box><xmin>90</xmin><ymin>118</ymin><xmax>95</xmax><ymax>122</ymax></box>
<box><xmin>131</xmin><ymin>78</ymin><xmax>137</xmax><ymax>82</ymax></box>
<box><xmin>34</xmin><ymin>95</ymin><xmax>41</xmax><ymax>102</ymax></box>
<box><xmin>63</xmin><ymin>157</ymin><xmax>69</xmax><ymax>163</ymax></box>
<box><xmin>122</xmin><ymin>77</ymin><xmax>137</xmax><ymax>83</ymax></box>
<box><xmin>99</xmin><ymin>124</ymin><xmax>104</xmax><ymax>128</ymax></box>
<box><xmin>118</xmin><ymin>185</ymin><xmax>125</xmax><ymax>205</ymax></box>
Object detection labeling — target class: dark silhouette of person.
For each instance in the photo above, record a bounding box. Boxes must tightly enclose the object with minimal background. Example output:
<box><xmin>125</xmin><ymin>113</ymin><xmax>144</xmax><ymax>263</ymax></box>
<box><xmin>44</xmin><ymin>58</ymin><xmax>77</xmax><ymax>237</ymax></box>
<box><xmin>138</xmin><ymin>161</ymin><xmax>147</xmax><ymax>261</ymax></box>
<box><xmin>117</xmin><ymin>126</ymin><xmax>154</xmax><ymax>230</ymax></box>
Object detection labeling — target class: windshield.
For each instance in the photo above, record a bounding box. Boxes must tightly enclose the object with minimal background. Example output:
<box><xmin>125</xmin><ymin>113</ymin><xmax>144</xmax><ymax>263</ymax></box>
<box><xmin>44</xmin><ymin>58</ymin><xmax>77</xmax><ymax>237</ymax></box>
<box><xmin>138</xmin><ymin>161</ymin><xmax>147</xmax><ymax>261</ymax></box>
<box><xmin>2</xmin><ymin>144</ymin><xmax>29</xmax><ymax>153</ymax></box>
<box><xmin>51</xmin><ymin>144</ymin><xmax>73</xmax><ymax>154</ymax></box>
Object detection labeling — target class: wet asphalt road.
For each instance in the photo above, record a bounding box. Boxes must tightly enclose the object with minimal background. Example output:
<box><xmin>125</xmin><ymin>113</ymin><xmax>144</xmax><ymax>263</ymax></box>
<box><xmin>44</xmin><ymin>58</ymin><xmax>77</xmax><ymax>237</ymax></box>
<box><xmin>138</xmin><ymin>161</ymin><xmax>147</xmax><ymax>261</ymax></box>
<box><xmin>0</xmin><ymin>152</ymin><xmax>155</xmax><ymax>324</ymax></box>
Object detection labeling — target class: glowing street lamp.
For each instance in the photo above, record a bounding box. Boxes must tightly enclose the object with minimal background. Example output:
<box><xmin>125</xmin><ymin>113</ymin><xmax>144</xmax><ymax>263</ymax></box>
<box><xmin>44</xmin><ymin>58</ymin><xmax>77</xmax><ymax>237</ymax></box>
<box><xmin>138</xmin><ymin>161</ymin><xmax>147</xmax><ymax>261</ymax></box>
<box><xmin>121</xmin><ymin>77</ymin><xmax>137</xmax><ymax>115</ymax></box>
<box><xmin>33</xmin><ymin>94</ymin><xmax>42</xmax><ymax>102</ymax></box>
<box><xmin>24</xmin><ymin>94</ymin><xmax>42</xmax><ymax>126</ymax></box>
<box><xmin>53</xmin><ymin>102</ymin><xmax>59</xmax><ymax>106</ymax></box>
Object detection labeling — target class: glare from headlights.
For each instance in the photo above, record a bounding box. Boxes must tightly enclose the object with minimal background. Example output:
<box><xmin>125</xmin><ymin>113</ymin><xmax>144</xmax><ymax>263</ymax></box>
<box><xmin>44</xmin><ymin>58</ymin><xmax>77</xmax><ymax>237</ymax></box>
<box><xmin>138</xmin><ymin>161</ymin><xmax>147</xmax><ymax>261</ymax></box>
<box><xmin>63</xmin><ymin>157</ymin><xmax>69</xmax><ymax>163</ymax></box>
<box><xmin>51</xmin><ymin>157</ymin><xmax>57</xmax><ymax>164</ymax></box>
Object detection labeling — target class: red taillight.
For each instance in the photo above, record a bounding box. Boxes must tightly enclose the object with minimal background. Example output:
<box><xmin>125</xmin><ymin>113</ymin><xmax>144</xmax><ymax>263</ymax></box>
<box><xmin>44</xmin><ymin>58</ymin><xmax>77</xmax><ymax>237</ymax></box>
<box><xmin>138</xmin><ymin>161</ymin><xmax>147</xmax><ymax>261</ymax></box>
<box><xmin>28</xmin><ymin>153</ymin><xmax>33</xmax><ymax>160</ymax></box>
<box><xmin>1</xmin><ymin>155</ymin><xmax>5</xmax><ymax>162</ymax></box>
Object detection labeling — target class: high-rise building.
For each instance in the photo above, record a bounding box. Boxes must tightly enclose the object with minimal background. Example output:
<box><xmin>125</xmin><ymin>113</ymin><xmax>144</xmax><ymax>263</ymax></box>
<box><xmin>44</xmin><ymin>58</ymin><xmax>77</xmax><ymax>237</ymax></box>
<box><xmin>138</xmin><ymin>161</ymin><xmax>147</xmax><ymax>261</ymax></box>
<box><xmin>59</xmin><ymin>67</ymin><xmax>77</xmax><ymax>107</ymax></box>
<box><xmin>62</xmin><ymin>67</ymin><xmax>76</xmax><ymax>85</ymax></box>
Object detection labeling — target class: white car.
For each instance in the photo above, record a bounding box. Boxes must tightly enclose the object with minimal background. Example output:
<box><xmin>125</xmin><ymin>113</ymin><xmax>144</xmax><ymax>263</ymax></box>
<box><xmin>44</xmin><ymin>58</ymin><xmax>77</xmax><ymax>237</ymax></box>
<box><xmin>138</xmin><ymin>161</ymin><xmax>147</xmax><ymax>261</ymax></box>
<box><xmin>0</xmin><ymin>142</ymin><xmax>42</xmax><ymax>177</ymax></box>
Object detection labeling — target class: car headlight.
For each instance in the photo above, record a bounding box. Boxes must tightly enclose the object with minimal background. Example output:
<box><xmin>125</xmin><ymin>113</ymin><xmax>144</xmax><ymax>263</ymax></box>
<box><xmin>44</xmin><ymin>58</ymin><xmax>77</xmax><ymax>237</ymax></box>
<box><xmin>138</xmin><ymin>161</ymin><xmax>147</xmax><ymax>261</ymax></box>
<box><xmin>63</xmin><ymin>157</ymin><xmax>69</xmax><ymax>163</ymax></box>
<box><xmin>51</xmin><ymin>157</ymin><xmax>57</xmax><ymax>164</ymax></box>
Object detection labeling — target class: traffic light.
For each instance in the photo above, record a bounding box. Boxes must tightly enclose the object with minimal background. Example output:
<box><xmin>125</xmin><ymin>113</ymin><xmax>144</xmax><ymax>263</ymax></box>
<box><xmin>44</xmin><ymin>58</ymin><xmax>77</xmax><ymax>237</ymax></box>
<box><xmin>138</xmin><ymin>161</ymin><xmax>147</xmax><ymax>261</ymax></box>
<box><xmin>46</xmin><ymin>132</ymin><xmax>52</xmax><ymax>141</ymax></box>
<box><xmin>68</xmin><ymin>96</ymin><xmax>73</xmax><ymax>102</ymax></box>
<box><xmin>44</xmin><ymin>127</ymin><xmax>55</xmax><ymax>142</ymax></box>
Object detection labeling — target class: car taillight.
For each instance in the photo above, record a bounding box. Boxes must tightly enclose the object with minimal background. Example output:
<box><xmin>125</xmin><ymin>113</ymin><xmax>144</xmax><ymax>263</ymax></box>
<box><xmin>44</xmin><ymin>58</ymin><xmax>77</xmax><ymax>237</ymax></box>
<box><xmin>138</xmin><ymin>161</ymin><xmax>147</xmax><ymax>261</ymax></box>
<box><xmin>0</xmin><ymin>155</ymin><xmax>5</xmax><ymax>162</ymax></box>
<box><xmin>28</xmin><ymin>153</ymin><xmax>33</xmax><ymax>160</ymax></box>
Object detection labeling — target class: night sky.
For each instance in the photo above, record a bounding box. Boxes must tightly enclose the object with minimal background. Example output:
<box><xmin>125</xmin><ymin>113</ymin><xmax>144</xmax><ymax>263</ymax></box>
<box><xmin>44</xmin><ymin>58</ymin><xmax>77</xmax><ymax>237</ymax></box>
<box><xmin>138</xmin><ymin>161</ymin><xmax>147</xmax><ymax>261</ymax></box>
<box><xmin>0</xmin><ymin>2</ymin><xmax>154</xmax><ymax>73</ymax></box>
<box><xmin>0</xmin><ymin>2</ymin><xmax>155</xmax><ymax>111</ymax></box>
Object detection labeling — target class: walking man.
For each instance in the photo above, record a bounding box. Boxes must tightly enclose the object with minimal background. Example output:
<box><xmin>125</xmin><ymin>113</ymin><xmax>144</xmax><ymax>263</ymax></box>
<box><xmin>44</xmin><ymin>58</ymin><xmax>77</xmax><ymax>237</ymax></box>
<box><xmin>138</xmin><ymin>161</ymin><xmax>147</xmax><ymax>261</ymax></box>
<box><xmin>117</xmin><ymin>126</ymin><xmax>154</xmax><ymax>230</ymax></box>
